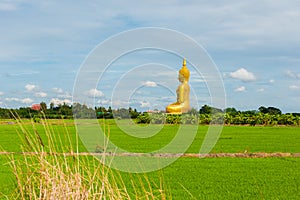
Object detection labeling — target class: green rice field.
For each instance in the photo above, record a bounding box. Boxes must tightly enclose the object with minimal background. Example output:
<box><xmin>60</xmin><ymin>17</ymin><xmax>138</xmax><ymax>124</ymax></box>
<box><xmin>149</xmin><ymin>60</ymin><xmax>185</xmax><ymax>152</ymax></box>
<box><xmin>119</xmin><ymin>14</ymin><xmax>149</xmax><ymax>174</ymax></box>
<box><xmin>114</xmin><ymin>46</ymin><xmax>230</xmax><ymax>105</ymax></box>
<box><xmin>0</xmin><ymin>119</ymin><xmax>299</xmax><ymax>199</ymax></box>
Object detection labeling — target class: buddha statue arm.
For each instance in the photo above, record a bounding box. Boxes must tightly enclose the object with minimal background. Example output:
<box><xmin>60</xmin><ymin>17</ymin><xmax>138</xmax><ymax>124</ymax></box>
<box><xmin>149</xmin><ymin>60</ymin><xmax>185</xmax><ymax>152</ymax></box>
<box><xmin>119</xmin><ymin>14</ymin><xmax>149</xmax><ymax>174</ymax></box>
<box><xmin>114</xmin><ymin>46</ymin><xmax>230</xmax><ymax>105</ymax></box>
<box><xmin>177</xmin><ymin>85</ymin><xmax>184</xmax><ymax>103</ymax></box>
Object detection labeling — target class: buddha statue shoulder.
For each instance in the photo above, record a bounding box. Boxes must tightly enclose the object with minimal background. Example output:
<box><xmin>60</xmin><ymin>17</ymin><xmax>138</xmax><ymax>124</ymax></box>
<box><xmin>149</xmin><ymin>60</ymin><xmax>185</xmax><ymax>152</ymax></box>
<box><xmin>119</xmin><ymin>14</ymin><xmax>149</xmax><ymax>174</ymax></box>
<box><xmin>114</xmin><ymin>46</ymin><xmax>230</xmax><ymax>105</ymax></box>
<box><xmin>166</xmin><ymin>59</ymin><xmax>191</xmax><ymax>114</ymax></box>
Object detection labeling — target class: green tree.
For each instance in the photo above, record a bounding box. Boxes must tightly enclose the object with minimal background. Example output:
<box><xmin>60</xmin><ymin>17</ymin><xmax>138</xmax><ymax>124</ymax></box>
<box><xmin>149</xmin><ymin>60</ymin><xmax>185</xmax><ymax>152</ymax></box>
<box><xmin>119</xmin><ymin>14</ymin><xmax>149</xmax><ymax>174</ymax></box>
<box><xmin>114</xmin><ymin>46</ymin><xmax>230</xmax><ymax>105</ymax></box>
<box><xmin>259</xmin><ymin>106</ymin><xmax>281</xmax><ymax>115</ymax></box>
<box><xmin>259</xmin><ymin>106</ymin><xmax>268</xmax><ymax>114</ymax></box>
<box><xmin>225</xmin><ymin>107</ymin><xmax>238</xmax><ymax>114</ymax></box>
<box><xmin>267</xmin><ymin>107</ymin><xmax>282</xmax><ymax>115</ymax></box>
<box><xmin>40</xmin><ymin>102</ymin><xmax>47</xmax><ymax>113</ymax></box>
<box><xmin>199</xmin><ymin>105</ymin><xmax>212</xmax><ymax>114</ymax></box>
<box><xmin>50</xmin><ymin>102</ymin><xmax>54</xmax><ymax>110</ymax></box>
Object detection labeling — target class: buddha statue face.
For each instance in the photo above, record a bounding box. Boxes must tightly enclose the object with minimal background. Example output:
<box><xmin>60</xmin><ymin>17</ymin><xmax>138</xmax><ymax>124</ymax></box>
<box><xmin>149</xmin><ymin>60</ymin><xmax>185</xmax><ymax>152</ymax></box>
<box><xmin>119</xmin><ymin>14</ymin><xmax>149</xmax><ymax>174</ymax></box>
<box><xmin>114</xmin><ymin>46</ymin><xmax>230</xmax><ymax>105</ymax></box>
<box><xmin>178</xmin><ymin>73</ymin><xmax>185</xmax><ymax>83</ymax></box>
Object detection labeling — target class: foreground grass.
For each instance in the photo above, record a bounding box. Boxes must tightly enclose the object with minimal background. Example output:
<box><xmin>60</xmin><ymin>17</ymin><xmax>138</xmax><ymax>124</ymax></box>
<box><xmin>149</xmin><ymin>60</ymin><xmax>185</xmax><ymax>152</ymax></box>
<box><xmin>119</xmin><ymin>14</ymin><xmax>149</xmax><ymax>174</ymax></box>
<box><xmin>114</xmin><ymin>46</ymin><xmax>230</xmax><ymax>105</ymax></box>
<box><xmin>2</xmin><ymin>156</ymin><xmax>300</xmax><ymax>199</ymax></box>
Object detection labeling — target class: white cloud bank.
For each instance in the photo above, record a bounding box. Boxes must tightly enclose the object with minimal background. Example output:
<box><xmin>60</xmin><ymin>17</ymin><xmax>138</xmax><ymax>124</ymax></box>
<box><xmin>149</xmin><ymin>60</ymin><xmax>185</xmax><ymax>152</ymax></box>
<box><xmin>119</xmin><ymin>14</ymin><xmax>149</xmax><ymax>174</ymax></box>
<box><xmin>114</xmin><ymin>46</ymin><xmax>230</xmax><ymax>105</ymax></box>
<box><xmin>269</xmin><ymin>79</ymin><xmax>275</xmax><ymax>84</ymax></box>
<box><xmin>25</xmin><ymin>84</ymin><xmax>37</xmax><ymax>92</ymax></box>
<box><xmin>230</xmin><ymin>68</ymin><xmax>256</xmax><ymax>82</ymax></box>
<box><xmin>35</xmin><ymin>92</ymin><xmax>47</xmax><ymax>98</ymax></box>
<box><xmin>52</xmin><ymin>87</ymin><xmax>64</xmax><ymax>93</ymax></box>
<box><xmin>58</xmin><ymin>93</ymin><xmax>72</xmax><ymax>99</ymax></box>
<box><xmin>97</xmin><ymin>99</ymin><xmax>110</xmax><ymax>105</ymax></box>
<box><xmin>22</xmin><ymin>98</ymin><xmax>34</xmax><ymax>104</ymax></box>
<box><xmin>143</xmin><ymin>81</ymin><xmax>157</xmax><ymax>87</ymax></box>
<box><xmin>257</xmin><ymin>88</ymin><xmax>265</xmax><ymax>92</ymax></box>
<box><xmin>5</xmin><ymin>97</ymin><xmax>33</xmax><ymax>104</ymax></box>
<box><xmin>0</xmin><ymin>2</ymin><xmax>18</xmax><ymax>11</ymax></box>
<box><xmin>140</xmin><ymin>101</ymin><xmax>150</xmax><ymax>108</ymax></box>
<box><xmin>86</xmin><ymin>89</ymin><xmax>104</xmax><ymax>97</ymax></box>
<box><xmin>289</xmin><ymin>85</ymin><xmax>300</xmax><ymax>90</ymax></box>
<box><xmin>50</xmin><ymin>98</ymin><xmax>72</xmax><ymax>105</ymax></box>
<box><xmin>5</xmin><ymin>98</ymin><xmax>19</xmax><ymax>102</ymax></box>
<box><xmin>286</xmin><ymin>70</ymin><xmax>300</xmax><ymax>79</ymax></box>
<box><xmin>235</xmin><ymin>86</ymin><xmax>246</xmax><ymax>92</ymax></box>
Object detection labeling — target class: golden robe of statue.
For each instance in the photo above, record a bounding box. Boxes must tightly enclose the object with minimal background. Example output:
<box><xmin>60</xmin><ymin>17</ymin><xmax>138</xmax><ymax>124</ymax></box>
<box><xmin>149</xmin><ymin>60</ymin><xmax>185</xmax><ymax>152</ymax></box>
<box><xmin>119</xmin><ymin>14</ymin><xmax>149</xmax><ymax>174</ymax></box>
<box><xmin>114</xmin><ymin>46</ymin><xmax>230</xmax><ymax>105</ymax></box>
<box><xmin>166</xmin><ymin>59</ymin><xmax>191</xmax><ymax>114</ymax></box>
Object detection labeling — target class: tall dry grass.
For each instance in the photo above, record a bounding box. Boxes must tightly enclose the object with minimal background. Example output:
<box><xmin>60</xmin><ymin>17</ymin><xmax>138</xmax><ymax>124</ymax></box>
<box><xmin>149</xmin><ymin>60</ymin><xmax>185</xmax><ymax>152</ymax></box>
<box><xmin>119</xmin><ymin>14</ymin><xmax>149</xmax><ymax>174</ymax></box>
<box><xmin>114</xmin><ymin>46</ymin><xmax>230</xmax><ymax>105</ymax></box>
<box><xmin>7</xmin><ymin>113</ymin><xmax>169</xmax><ymax>199</ymax></box>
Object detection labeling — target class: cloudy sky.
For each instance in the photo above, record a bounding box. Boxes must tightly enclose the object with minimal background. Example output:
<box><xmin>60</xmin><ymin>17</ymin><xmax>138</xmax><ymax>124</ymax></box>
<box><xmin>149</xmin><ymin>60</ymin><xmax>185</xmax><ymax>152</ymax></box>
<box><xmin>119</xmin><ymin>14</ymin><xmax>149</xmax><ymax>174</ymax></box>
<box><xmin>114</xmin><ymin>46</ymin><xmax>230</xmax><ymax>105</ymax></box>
<box><xmin>0</xmin><ymin>0</ymin><xmax>299</xmax><ymax>112</ymax></box>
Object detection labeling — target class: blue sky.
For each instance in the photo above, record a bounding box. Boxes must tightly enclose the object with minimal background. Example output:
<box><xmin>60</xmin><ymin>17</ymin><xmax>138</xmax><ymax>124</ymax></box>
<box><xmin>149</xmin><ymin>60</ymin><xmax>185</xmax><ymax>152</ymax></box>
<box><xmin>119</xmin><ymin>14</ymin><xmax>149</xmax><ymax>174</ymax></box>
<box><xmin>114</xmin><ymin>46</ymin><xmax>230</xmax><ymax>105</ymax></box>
<box><xmin>0</xmin><ymin>0</ymin><xmax>299</xmax><ymax>112</ymax></box>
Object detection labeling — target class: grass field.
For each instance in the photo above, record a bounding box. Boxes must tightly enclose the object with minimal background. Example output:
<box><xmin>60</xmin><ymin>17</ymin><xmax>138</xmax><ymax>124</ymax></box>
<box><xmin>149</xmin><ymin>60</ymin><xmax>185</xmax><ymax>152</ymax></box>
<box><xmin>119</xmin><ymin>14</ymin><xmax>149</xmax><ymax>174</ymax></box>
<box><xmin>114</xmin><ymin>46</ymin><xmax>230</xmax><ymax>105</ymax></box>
<box><xmin>0</xmin><ymin>119</ymin><xmax>300</xmax><ymax>199</ymax></box>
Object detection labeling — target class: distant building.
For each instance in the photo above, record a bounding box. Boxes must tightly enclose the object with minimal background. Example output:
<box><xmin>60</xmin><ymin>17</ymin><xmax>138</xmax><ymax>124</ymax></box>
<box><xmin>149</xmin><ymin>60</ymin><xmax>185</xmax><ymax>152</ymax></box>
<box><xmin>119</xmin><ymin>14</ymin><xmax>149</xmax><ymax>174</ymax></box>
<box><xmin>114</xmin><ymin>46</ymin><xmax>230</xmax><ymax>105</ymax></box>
<box><xmin>146</xmin><ymin>109</ymin><xmax>161</xmax><ymax>113</ymax></box>
<box><xmin>31</xmin><ymin>104</ymin><xmax>41</xmax><ymax>111</ymax></box>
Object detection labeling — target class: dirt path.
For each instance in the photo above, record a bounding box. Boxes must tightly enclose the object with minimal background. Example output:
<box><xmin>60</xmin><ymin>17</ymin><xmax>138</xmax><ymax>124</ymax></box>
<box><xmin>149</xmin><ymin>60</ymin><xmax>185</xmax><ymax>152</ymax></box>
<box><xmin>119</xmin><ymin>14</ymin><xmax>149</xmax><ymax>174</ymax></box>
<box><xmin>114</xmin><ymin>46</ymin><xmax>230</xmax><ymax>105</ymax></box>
<box><xmin>1</xmin><ymin>151</ymin><xmax>300</xmax><ymax>158</ymax></box>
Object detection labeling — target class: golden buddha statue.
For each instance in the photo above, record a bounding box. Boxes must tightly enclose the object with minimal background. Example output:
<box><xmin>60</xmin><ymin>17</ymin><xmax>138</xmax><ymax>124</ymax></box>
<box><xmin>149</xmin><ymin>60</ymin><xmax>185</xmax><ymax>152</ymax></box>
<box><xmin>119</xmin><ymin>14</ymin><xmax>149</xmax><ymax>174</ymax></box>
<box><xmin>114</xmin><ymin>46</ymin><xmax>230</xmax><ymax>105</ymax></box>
<box><xmin>166</xmin><ymin>58</ymin><xmax>191</xmax><ymax>114</ymax></box>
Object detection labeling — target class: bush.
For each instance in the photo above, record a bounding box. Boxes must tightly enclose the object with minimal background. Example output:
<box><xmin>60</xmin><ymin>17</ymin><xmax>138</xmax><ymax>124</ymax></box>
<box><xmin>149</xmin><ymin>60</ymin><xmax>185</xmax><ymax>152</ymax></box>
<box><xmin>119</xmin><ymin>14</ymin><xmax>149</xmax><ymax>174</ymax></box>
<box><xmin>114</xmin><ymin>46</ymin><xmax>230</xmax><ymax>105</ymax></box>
<box><xmin>136</xmin><ymin>113</ymin><xmax>151</xmax><ymax>124</ymax></box>
<box><xmin>134</xmin><ymin>111</ymin><xmax>300</xmax><ymax>126</ymax></box>
<box><xmin>166</xmin><ymin>114</ymin><xmax>181</xmax><ymax>124</ymax></box>
<box><xmin>150</xmin><ymin>113</ymin><xmax>166</xmax><ymax>124</ymax></box>
<box><xmin>33</xmin><ymin>116</ymin><xmax>41</xmax><ymax>123</ymax></box>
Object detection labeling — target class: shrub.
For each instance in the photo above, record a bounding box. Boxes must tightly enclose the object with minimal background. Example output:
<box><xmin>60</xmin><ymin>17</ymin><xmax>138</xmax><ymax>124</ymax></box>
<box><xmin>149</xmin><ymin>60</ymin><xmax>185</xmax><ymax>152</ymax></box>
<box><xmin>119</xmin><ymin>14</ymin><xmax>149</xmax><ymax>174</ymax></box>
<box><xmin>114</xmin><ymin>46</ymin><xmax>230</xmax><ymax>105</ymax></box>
<box><xmin>33</xmin><ymin>115</ymin><xmax>41</xmax><ymax>123</ymax></box>
<box><xmin>136</xmin><ymin>113</ymin><xmax>151</xmax><ymax>124</ymax></box>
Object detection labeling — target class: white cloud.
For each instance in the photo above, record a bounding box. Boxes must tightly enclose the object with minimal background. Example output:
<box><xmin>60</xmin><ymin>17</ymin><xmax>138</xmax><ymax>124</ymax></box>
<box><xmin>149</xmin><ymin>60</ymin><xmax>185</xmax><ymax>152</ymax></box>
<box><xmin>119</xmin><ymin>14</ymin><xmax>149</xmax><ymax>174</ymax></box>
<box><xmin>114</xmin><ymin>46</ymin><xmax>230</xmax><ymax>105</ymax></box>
<box><xmin>54</xmin><ymin>89</ymin><xmax>72</xmax><ymax>98</ymax></box>
<box><xmin>6</xmin><ymin>71</ymin><xmax>39</xmax><ymax>77</ymax></box>
<box><xmin>269</xmin><ymin>79</ymin><xmax>275</xmax><ymax>83</ymax></box>
<box><xmin>235</xmin><ymin>86</ymin><xmax>246</xmax><ymax>92</ymax></box>
<box><xmin>286</xmin><ymin>70</ymin><xmax>300</xmax><ymax>79</ymax></box>
<box><xmin>5</xmin><ymin>97</ymin><xmax>20</xmax><ymax>102</ymax></box>
<box><xmin>58</xmin><ymin>92</ymin><xmax>72</xmax><ymax>99</ymax></box>
<box><xmin>52</xmin><ymin>87</ymin><xmax>64</xmax><ymax>93</ymax></box>
<box><xmin>0</xmin><ymin>92</ymin><xmax>3</xmax><ymax>96</ymax></box>
<box><xmin>289</xmin><ymin>85</ymin><xmax>300</xmax><ymax>90</ymax></box>
<box><xmin>86</xmin><ymin>88</ymin><xmax>104</xmax><ymax>97</ymax></box>
<box><xmin>97</xmin><ymin>99</ymin><xmax>110</xmax><ymax>105</ymax></box>
<box><xmin>34</xmin><ymin>92</ymin><xmax>47</xmax><ymax>98</ymax></box>
<box><xmin>111</xmin><ymin>99</ymin><xmax>128</xmax><ymax>107</ymax></box>
<box><xmin>140</xmin><ymin>101</ymin><xmax>150</xmax><ymax>108</ymax></box>
<box><xmin>50</xmin><ymin>98</ymin><xmax>72</xmax><ymax>105</ymax></box>
<box><xmin>257</xmin><ymin>88</ymin><xmax>265</xmax><ymax>92</ymax></box>
<box><xmin>5</xmin><ymin>97</ymin><xmax>33</xmax><ymax>104</ymax></box>
<box><xmin>229</xmin><ymin>68</ymin><xmax>256</xmax><ymax>82</ymax></box>
<box><xmin>0</xmin><ymin>2</ymin><xmax>18</xmax><ymax>11</ymax></box>
<box><xmin>191</xmin><ymin>77</ymin><xmax>205</xmax><ymax>83</ymax></box>
<box><xmin>143</xmin><ymin>81</ymin><xmax>157</xmax><ymax>87</ymax></box>
<box><xmin>25</xmin><ymin>84</ymin><xmax>37</xmax><ymax>92</ymax></box>
<box><xmin>21</xmin><ymin>98</ymin><xmax>33</xmax><ymax>104</ymax></box>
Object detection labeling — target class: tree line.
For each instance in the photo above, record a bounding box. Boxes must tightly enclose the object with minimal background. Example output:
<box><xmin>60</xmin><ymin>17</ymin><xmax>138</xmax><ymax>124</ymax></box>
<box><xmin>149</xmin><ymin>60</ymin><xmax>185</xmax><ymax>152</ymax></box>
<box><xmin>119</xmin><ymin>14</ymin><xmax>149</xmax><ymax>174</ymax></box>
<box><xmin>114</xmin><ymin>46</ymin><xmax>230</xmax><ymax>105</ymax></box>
<box><xmin>137</xmin><ymin>105</ymin><xmax>299</xmax><ymax>126</ymax></box>
<box><xmin>0</xmin><ymin>102</ymin><xmax>140</xmax><ymax>120</ymax></box>
<box><xmin>0</xmin><ymin>102</ymin><xmax>299</xmax><ymax>126</ymax></box>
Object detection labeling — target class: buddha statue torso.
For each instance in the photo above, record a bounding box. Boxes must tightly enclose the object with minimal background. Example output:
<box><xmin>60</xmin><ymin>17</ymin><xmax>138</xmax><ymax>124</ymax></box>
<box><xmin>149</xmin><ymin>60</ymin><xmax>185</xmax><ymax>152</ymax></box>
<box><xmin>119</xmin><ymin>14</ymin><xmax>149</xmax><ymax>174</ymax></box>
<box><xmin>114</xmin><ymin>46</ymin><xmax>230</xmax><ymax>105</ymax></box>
<box><xmin>166</xmin><ymin>59</ymin><xmax>191</xmax><ymax>114</ymax></box>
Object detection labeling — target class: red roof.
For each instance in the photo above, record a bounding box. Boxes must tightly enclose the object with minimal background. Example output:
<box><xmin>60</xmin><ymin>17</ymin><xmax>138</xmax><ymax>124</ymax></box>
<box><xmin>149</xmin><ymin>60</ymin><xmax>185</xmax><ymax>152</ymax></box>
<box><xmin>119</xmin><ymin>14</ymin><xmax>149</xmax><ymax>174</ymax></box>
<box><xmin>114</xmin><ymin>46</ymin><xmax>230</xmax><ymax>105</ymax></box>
<box><xmin>31</xmin><ymin>104</ymin><xmax>41</xmax><ymax>111</ymax></box>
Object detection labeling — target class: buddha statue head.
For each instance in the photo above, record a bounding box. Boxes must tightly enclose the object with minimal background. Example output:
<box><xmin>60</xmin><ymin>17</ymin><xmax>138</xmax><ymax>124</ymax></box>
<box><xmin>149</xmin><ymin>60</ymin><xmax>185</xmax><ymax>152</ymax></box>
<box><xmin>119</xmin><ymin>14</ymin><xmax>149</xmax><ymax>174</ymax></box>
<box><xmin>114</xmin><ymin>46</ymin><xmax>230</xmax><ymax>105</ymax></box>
<box><xmin>179</xmin><ymin>58</ymin><xmax>190</xmax><ymax>81</ymax></box>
